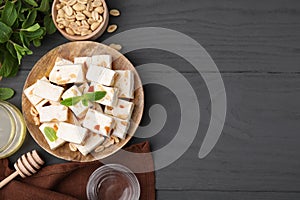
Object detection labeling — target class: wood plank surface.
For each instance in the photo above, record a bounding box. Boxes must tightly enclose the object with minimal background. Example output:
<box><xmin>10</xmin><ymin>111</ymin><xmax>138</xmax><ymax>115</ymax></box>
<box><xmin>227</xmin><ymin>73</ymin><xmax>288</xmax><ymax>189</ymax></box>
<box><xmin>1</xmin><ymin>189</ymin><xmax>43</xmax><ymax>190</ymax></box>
<box><xmin>157</xmin><ymin>191</ymin><xmax>300</xmax><ymax>200</ymax></box>
<box><xmin>1</xmin><ymin>0</ymin><xmax>300</xmax><ymax>199</ymax></box>
<box><xmin>19</xmin><ymin>0</ymin><xmax>300</xmax><ymax>73</ymax></box>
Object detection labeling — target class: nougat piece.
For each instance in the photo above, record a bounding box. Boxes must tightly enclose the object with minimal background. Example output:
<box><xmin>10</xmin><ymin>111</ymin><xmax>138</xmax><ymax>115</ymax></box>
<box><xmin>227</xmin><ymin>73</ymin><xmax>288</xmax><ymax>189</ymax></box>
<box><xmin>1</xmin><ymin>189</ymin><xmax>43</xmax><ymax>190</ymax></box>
<box><xmin>90</xmin><ymin>83</ymin><xmax>119</xmax><ymax>107</ymax></box>
<box><xmin>49</xmin><ymin>64</ymin><xmax>85</xmax><ymax>84</ymax></box>
<box><xmin>62</xmin><ymin>85</ymin><xmax>90</xmax><ymax>118</ymax></box>
<box><xmin>82</xmin><ymin>109</ymin><xmax>115</xmax><ymax>137</ymax></box>
<box><xmin>56</xmin><ymin>122</ymin><xmax>88</xmax><ymax>144</ymax></box>
<box><xmin>39</xmin><ymin>105</ymin><xmax>68</xmax><ymax>122</ymax></box>
<box><xmin>39</xmin><ymin>123</ymin><xmax>65</xmax><ymax>150</ymax></box>
<box><xmin>75</xmin><ymin>133</ymin><xmax>105</xmax><ymax>156</ymax></box>
<box><xmin>91</xmin><ymin>55</ymin><xmax>112</xmax><ymax>69</ymax></box>
<box><xmin>112</xmin><ymin>117</ymin><xmax>130</xmax><ymax>139</ymax></box>
<box><xmin>86</xmin><ymin>65</ymin><xmax>117</xmax><ymax>86</ymax></box>
<box><xmin>33</xmin><ymin>80</ymin><xmax>64</xmax><ymax>101</ymax></box>
<box><xmin>105</xmin><ymin>99</ymin><xmax>134</xmax><ymax>120</ymax></box>
<box><xmin>114</xmin><ymin>70</ymin><xmax>134</xmax><ymax>99</ymax></box>
<box><xmin>24</xmin><ymin>77</ymin><xmax>49</xmax><ymax>106</ymax></box>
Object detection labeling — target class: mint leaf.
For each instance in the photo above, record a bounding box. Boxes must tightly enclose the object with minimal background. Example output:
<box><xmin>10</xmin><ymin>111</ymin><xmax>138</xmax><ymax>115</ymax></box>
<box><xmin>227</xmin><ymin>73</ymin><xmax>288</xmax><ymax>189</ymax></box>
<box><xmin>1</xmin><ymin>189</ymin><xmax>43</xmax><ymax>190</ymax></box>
<box><xmin>24</xmin><ymin>0</ymin><xmax>38</xmax><ymax>7</ymax></box>
<box><xmin>44</xmin><ymin>127</ymin><xmax>58</xmax><ymax>142</ymax></box>
<box><xmin>0</xmin><ymin>51</ymin><xmax>17</xmax><ymax>77</ymax></box>
<box><xmin>23</xmin><ymin>27</ymin><xmax>45</xmax><ymax>40</ymax></box>
<box><xmin>0</xmin><ymin>22</ymin><xmax>12</xmax><ymax>43</ymax></box>
<box><xmin>37</xmin><ymin>0</ymin><xmax>50</xmax><ymax>12</ymax></box>
<box><xmin>33</xmin><ymin>38</ymin><xmax>41</xmax><ymax>47</ymax></box>
<box><xmin>22</xmin><ymin>10</ymin><xmax>37</xmax><ymax>29</ymax></box>
<box><xmin>82</xmin><ymin>98</ymin><xmax>88</xmax><ymax>106</ymax></box>
<box><xmin>61</xmin><ymin>96</ymin><xmax>82</xmax><ymax>106</ymax></box>
<box><xmin>84</xmin><ymin>91</ymin><xmax>106</xmax><ymax>102</ymax></box>
<box><xmin>2</xmin><ymin>1</ymin><xmax>17</xmax><ymax>26</ymax></box>
<box><xmin>24</xmin><ymin>23</ymin><xmax>40</xmax><ymax>32</ymax></box>
<box><xmin>0</xmin><ymin>88</ymin><xmax>14</xmax><ymax>100</ymax></box>
<box><xmin>13</xmin><ymin>43</ymin><xmax>33</xmax><ymax>64</ymax></box>
<box><xmin>44</xmin><ymin>14</ymin><xmax>56</xmax><ymax>34</ymax></box>
<box><xmin>6</xmin><ymin>42</ymin><xmax>17</xmax><ymax>58</ymax></box>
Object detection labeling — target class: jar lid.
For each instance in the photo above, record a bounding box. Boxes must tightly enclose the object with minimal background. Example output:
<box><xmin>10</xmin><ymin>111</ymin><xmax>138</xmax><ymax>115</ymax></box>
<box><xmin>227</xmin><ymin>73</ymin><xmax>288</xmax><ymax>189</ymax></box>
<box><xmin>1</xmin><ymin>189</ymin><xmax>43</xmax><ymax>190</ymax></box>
<box><xmin>0</xmin><ymin>101</ymin><xmax>26</xmax><ymax>159</ymax></box>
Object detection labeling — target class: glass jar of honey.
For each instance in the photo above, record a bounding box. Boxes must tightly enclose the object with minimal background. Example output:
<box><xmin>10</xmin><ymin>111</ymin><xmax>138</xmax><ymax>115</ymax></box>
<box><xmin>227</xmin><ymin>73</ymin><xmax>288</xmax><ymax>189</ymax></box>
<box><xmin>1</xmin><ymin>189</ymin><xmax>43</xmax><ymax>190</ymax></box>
<box><xmin>0</xmin><ymin>101</ymin><xmax>26</xmax><ymax>159</ymax></box>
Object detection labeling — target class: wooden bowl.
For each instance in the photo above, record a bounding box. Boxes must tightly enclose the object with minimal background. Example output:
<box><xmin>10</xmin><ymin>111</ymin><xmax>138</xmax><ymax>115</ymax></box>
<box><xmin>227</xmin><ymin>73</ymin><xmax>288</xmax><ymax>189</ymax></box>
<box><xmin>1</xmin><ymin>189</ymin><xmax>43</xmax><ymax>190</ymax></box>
<box><xmin>22</xmin><ymin>41</ymin><xmax>144</xmax><ymax>162</ymax></box>
<box><xmin>52</xmin><ymin>0</ymin><xmax>109</xmax><ymax>41</ymax></box>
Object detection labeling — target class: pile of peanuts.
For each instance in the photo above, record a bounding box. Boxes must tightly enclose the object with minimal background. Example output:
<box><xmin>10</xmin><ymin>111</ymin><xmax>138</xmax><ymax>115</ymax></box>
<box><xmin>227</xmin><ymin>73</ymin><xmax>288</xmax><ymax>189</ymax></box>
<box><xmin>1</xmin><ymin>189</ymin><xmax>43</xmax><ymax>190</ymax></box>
<box><xmin>55</xmin><ymin>0</ymin><xmax>105</xmax><ymax>36</ymax></box>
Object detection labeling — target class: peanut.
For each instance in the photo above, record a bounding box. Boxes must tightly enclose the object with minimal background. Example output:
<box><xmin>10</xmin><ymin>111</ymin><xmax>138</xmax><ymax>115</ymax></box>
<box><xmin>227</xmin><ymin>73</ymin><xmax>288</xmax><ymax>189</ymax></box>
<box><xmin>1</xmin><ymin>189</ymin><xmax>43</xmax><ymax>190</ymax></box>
<box><xmin>33</xmin><ymin>116</ymin><xmax>40</xmax><ymax>126</ymax></box>
<box><xmin>111</xmin><ymin>135</ymin><xmax>120</xmax><ymax>143</ymax></box>
<box><xmin>94</xmin><ymin>145</ymin><xmax>105</xmax><ymax>153</ymax></box>
<box><xmin>107</xmin><ymin>24</ymin><xmax>117</xmax><ymax>33</ymax></box>
<box><xmin>66</xmin><ymin>27</ymin><xmax>75</xmax><ymax>35</ymax></box>
<box><xmin>95</xmin><ymin>6</ymin><xmax>104</xmax><ymax>14</ymax></box>
<box><xmin>109</xmin><ymin>43</ymin><xmax>122</xmax><ymax>51</ymax></box>
<box><xmin>30</xmin><ymin>106</ymin><xmax>39</xmax><ymax>117</ymax></box>
<box><xmin>69</xmin><ymin>143</ymin><xmax>78</xmax><ymax>151</ymax></box>
<box><xmin>73</xmin><ymin>3</ymin><xmax>86</xmax><ymax>11</ymax></box>
<box><xmin>91</xmin><ymin>21</ymin><xmax>100</xmax><ymax>31</ymax></box>
<box><xmin>76</xmin><ymin>12</ymin><xmax>86</xmax><ymax>20</ymax></box>
<box><xmin>109</xmin><ymin>9</ymin><xmax>120</xmax><ymax>17</ymax></box>
<box><xmin>83</xmin><ymin>10</ymin><xmax>92</xmax><ymax>18</ymax></box>
<box><xmin>67</xmin><ymin>0</ymin><xmax>77</xmax><ymax>6</ymax></box>
<box><xmin>92</xmin><ymin>0</ymin><xmax>102</xmax><ymax>7</ymax></box>
<box><xmin>103</xmin><ymin>138</ymin><xmax>114</xmax><ymax>148</ymax></box>
<box><xmin>77</xmin><ymin>0</ymin><xmax>87</xmax><ymax>4</ymax></box>
<box><xmin>55</xmin><ymin>0</ymin><xmax>106</xmax><ymax>37</ymax></box>
<box><xmin>63</xmin><ymin>5</ymin><xmax>73</xmax><ymax>16</ymax></box>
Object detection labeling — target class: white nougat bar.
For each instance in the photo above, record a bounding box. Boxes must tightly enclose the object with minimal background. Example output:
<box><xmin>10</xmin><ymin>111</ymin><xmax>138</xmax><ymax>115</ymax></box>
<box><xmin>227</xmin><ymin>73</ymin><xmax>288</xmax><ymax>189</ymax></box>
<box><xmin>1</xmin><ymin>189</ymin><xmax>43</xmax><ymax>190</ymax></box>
<box><xmin>24</xmin><ymin>77</ymin><xmax>49</xmax><ymax>106</ymax></box>
<box><xmin>75</xmin><ymin>133</ymin><xmax>105</xmax><ymax>156</ymax></box>
<box><xmin>49</xmin><ymin>64</ymin><xmax>85</xmax><ymax>84</ymax></box>
<box><xmin>90</xmin><ymin>83</ymin><xmax>119</xmax><ymax>106</ymax></box>
<box><xmin>56</xmin><ymin>122</ymin><xmax>88</xmax><ymax>144</ymax></box>
<box><xmin>74</xmin><ymin>57</ymin><xmax>92</xmax><ymax>69</ymax></box>
<box><xmin>105</xmin><ymin>99</ymin><xmax>134</xmax><ymax>120</ymax></box>
<box><xmin>39</xmin><ymin>105</ymin><xmax>68</xmax><ymax>122</ymax></box>
<box><xmin>54</xmin><ymin>57</ymin><xmax>73</xmax><ymax>65</ymax></box>
<box><xmin>39</xmin><ymin>123</ymin><xmax>65</xmax><ymax>150</ymax></box>
<box><xmin>86</xmin><ymin>65</ymin><xmax>117</xmax><ymax>86</ymax></box>
<box><xmin>91</xmin><ymin>55</ymin><xmax>112</xmax><ymax>69</ymax></box>
<box><xmin>33</xmin><ymin>80</ymin><xmax>64</xmax><ymax>101</ymax></box>
<box><xmin>82</xmin><ymin>109</ymin><xmax>115</xmax><ymax>137</ymax></box>
<box><xmin>62</xmin><ymin>85</ymin><xmax>89</xmax><ymax>118</ymax></box>
<box><xmin>112</xmin><ymin>117</ymin><xmax>130</xmax><ymax>139</ymax></box>
<box><xmin>114</xmin><ymin>70</ymin><xmax>134</xmax><ymax>99</ymax></box>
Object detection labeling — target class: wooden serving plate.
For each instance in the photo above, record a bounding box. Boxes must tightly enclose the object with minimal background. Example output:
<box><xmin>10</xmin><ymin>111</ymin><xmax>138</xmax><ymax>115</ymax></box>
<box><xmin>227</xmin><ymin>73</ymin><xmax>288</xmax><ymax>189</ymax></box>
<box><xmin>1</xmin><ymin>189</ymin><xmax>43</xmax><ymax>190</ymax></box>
<box><xmin>22</xmin><ymin>41</ymin><xmax>144</xmax><ymax>162</ymax></box>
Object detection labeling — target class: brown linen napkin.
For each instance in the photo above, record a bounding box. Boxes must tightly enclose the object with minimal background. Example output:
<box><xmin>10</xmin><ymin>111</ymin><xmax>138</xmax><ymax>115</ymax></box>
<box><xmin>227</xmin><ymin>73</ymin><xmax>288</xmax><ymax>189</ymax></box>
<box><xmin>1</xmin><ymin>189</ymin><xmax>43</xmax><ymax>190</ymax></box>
<box><xmin>0</xmin><ymin>141</ymin><xmax>155</xmax><ymax>200</ymax></box>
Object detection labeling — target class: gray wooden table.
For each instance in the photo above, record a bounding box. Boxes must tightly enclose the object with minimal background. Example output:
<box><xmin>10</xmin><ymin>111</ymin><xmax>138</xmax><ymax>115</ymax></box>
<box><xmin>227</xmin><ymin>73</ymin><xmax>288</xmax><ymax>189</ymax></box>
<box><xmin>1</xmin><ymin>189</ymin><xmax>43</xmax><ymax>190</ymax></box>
<box><xmin>2</xmin><ymin>0</ymin><xmax>300</xmax><ymax>199</ymax></box>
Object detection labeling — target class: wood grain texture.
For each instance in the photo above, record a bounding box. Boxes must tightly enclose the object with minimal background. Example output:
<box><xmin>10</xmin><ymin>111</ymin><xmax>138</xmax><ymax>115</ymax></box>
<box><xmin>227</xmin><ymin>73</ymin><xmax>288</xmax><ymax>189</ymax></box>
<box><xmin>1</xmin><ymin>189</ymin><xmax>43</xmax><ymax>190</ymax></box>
<box><xmin>19</xmin><ymin>0</ymin><xmax>300</xmax><ymax>73</ymax></box>
<box><xmin>157</xmin><ymin>191</ymin><xmax>300</xmax><ymax>200</ymax></box>
<box><xmin>22</xmin><ymin>41</ymin><xmax>144</xmax><ymax>162</ymax></box>
<box><xmin>2</xmin><ymin>0</ymin><xmax>300</xmax><ymax>199</ymax></box>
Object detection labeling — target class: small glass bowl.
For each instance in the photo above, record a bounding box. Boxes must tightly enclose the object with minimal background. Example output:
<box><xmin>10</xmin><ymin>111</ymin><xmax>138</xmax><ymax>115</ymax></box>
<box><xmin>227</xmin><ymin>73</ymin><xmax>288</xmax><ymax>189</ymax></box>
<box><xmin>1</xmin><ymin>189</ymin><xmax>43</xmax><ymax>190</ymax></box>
<box><xmin>0</xmin><ymin>101</ymin><xmax>26</xmax><ymax>159</ymax></box>
<box><xmin>86</xmin><ymin>164</ymin><xmax>140</xmax><ymax>200</ymax></box>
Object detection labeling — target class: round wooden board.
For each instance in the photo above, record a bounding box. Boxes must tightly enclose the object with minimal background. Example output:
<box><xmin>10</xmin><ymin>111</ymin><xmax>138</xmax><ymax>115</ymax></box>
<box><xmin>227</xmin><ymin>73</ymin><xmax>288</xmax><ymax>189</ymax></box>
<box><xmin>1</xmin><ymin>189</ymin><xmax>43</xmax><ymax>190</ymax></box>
<box><xmin>22</xmin><ymin>41</ymin><xmax>144</xmax><ymax>162</ymax></box>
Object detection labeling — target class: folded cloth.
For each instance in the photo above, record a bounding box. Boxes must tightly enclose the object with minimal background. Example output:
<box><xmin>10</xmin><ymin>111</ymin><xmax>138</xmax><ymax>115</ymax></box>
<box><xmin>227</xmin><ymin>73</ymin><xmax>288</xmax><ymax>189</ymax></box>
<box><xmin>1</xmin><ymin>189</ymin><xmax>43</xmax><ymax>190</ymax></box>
<box><xmin>0</xmin><ymin>141</ymin><xmax>155</xmax><ymax>200</ymax></box>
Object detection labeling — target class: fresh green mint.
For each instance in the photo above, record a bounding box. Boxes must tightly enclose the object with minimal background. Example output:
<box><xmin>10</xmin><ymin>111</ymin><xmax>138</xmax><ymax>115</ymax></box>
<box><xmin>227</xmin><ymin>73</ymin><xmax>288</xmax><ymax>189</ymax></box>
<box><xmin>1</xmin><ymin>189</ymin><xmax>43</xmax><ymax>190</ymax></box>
<box><xmin>0</xmin><ymin>87</ymin><xmax>14</xmax><ymax>100</ymax></box>
<box><xmin>0</xmin><ymin>0</ymin><xmax>56</xmax><ymax>78</ymax></box>
<box><xmin>60</xmin><ymin>91</ymin><xmax>107</xmax><ymax>107</ymax></box>
<box><xmin>44</xmin><ymin>126</ymin><xmax>58</xmax><ymax>142</ymax></box>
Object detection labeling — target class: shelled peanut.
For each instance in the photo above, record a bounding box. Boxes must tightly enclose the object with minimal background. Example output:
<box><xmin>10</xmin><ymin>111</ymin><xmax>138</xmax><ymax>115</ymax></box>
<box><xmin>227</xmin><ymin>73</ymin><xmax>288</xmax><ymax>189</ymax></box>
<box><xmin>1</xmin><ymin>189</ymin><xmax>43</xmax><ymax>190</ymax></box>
<box><xmin>55</xmin><ymin>0</ymin><xmax>105</xmax><ymax>36</ymax></box>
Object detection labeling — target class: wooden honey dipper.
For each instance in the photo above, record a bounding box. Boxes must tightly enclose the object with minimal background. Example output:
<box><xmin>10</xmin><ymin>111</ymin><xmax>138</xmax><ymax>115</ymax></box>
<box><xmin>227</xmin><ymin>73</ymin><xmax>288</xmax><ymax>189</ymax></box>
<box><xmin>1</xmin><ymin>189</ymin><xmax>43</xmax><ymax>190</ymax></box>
<box><xmin>0</xmin><ymin>150</ymin><xmax>44</xmax><ymax>189</ymax></box>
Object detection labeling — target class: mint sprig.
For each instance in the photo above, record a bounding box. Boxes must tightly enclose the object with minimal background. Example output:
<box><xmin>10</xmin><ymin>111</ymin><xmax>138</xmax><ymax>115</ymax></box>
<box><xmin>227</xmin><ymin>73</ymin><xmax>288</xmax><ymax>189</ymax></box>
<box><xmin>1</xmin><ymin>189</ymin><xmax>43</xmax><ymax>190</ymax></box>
<box><xmin>60</xmin><ymin>91</ymin><xmax>106</xmax><ymax>107</ymax></box>
<box><xmin>0</xmin><ymin>0</ymin><xmax>56</xmax><ymax>78</ymax></box>
<box><xmin>44</xmin><ymin>126</ymin><xmax>58</xmax><ymax>142</ymax></box>
<box><xmin>0</xmin><ymin>87</ymin><xmax>14</xmax><ymax>100</ymax></box>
